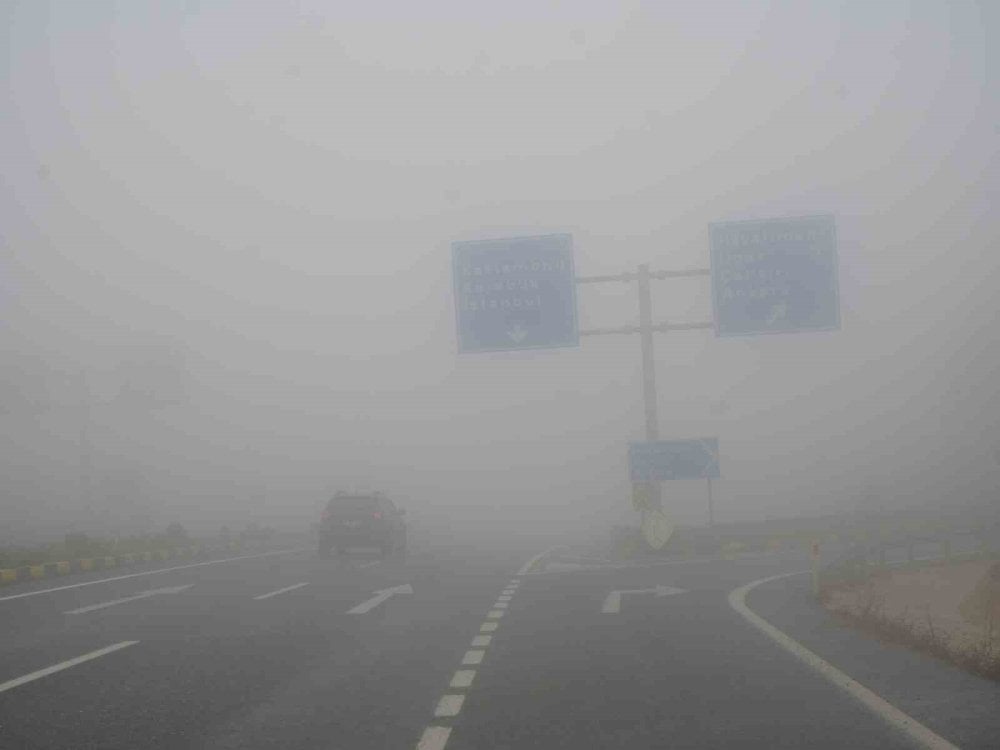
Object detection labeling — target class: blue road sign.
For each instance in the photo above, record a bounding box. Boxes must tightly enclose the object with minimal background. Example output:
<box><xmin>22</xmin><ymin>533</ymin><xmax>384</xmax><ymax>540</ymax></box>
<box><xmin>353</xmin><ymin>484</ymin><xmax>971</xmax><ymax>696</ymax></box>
<box><xmin>629</xmin><ymin>438</ymin><xmax>720</xmax><ymax>482</ymax></box>
<box><xmin>710</xmin><ymin>215</ymin><xmax>840</xmax><ymax>336</ymax></box>
<box><xmin>452</xmin><ymin>234</ymin><xmax>579</xmax><ymax>353</ymax></box>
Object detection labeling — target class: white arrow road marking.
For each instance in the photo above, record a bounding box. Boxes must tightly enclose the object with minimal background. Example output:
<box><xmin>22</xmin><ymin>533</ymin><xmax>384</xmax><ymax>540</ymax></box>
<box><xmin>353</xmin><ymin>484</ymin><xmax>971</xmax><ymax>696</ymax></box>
<box><xmin>601</xmin><ymin>585</ymin><xmax>687</xmax><ymax>613</ymax></box>
<box><xmin>65</xmin><ymin>584</ymin><xmax>194</xmax><ymax>615</ymax></box>
<box><xmin>254</xmin><ymin>582</ymin><xmax>309</xmax><ymax>600</ymax></box>
<box><xmin>0</xmin><ymin>641</ymin><xmax>139</xmax><ymax>694</ymax></box>
<box><xmin>347</xmin><ymin>584</ymin><xmax>413</xmax><ymax>614</ymax></box>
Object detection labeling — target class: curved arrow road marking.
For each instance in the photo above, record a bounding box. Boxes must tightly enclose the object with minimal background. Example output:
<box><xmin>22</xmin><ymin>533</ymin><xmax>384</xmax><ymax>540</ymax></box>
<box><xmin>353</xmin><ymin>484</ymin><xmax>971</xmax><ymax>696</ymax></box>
<box><xmin>601</xmin><ymin>585</ymin><xmax>687</xmax><ymax>613</ymax></box>
<box><xmin>347</xmin><ymin>584</ymin><xmax>413</xmax><ymax>614</ymax></box>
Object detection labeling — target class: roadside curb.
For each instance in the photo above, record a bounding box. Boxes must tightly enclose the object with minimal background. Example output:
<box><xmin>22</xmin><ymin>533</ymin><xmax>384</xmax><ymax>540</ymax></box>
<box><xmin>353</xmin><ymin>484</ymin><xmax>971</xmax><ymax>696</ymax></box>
<box><xmin>0</xmin><ymin>542</ymin><xmax>250</xmax><ymax>587</ymax></box>
<box><xmin>729</xmin><ymin>572</ymin><xmax>960</xmax><ymax>750</ymax></box>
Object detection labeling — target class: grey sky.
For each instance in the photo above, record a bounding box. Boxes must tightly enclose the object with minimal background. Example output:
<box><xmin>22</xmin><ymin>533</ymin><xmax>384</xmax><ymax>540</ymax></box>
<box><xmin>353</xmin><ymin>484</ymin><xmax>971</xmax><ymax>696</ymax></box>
<box><xmin>2</xmin><ymin>1</ymin><xmax>997</xmax><ymax>538</ymax></box>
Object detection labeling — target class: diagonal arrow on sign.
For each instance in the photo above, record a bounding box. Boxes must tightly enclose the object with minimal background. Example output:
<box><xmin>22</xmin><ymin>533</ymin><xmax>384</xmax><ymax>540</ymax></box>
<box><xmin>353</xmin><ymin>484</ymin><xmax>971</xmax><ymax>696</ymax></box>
<box><xmin>346</xmin><ymin>584</ymin><xmax>413</xmax><ymax>615</ymax></box>
<box><xmin>65</xmin><ymin>584</ymin><xmax>194</xmax><ymax>615</ymax></box>
<box><xmin>601</xmin><ymin>585</ymin><xmax>686</xmax><ymax>614</ymax></box>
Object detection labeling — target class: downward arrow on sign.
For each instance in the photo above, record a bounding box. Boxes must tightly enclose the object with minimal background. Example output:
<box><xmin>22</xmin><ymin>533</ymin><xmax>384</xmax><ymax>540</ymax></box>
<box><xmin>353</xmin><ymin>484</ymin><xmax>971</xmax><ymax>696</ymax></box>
<box><xmin>601</xmin><ymin>585</ymin><xmax>686</xmax><ymax>614</ymax></box>
<box><xmin>507</xmin><ymin>323</ymin><xmax>528</xmax><ymax>343</ymax></box>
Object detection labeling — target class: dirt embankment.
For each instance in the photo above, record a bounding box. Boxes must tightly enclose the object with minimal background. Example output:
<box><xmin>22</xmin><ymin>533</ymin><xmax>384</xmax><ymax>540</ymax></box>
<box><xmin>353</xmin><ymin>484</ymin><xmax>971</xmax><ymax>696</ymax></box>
<box><xmin>823</xmin><ymin>560</ymin><xmax>999</xmax><ymax>680</ymax></box>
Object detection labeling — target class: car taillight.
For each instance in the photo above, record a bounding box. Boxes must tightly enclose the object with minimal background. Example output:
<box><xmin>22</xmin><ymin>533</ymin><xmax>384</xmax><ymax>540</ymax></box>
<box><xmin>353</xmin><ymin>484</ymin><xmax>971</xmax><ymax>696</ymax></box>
<box><xmin>373</xmin><ymin>511</ymin><xmax>383</xmax><ymax>520</ymax></box>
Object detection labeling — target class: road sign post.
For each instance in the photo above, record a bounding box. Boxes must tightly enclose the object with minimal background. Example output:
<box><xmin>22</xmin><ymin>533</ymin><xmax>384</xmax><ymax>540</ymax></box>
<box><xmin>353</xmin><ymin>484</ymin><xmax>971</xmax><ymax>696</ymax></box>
<box><xmin>452</xmin><ymin>234</ymin><xmax>578</xmax><ymax>353</ymax></box>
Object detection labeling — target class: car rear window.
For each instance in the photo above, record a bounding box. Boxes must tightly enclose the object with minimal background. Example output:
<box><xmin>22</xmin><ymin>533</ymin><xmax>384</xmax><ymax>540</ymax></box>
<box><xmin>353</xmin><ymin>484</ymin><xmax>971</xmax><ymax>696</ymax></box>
<box><xmin>328</xmin><ymin>496</ymin><xmax>378</xmax><ymax>513</ymax></box>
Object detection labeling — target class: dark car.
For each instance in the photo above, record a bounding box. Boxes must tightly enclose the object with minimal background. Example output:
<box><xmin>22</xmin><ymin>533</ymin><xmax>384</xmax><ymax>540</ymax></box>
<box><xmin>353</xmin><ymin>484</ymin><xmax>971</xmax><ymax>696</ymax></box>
<box><xmin>318</xmin><ymin>492</ymin><xmax>406</xmax><ymax>558</ymax></box>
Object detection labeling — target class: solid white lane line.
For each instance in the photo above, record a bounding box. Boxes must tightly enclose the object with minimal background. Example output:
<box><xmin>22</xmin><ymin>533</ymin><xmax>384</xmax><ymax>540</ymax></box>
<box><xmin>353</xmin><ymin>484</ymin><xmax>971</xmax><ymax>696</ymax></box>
<box><xmin>0</xmin><ymin>641</ymin><xmax>139</xmax><ymax>694</ymax></box>
<box><xmin>729</xmin><ymin>573</ymin><xmax>960</xmax><ymax>750</ymax></box>
<box><xmin>471</xmin><ymin>635</ymin><xmax>492</xmax><ymax>647</ymax></box>
<box><xmin>450</xmin><ymin>670</ymin><xmax>475</xmax><ymax>688</ymax></box>
<box><xmin>480</xmin><ymin>622</ymin><xmax>498</xmax><ymax>632</ymax></box>
<box><xmin>434</xmin><ymin>694</ymin><xmax>465</xmax><ymax>718</ymax></box>
<box><xmin>498</xmin><ymin>595</ymin><xmax>512</xmax><ymax>601</ymax></box>
<box><xmin>486</xmin><ymin>610</ymin><xmax>504</xmax><ymax>619</ymax></box>
<box><xmin>253</xmin><ymin>582</ymin><xmax>309</xmax><ymax>600</ymax></box>
<box><xmin>65</xmin><ymin>584</ymin><xmax>192</xmax><ymax>615</ymax></box>
<box><xmin>0</xmin><ymin>548</ymin><xmax>307</xmax><ymax>603</ymax></box>
<box><xmin>461</xmin><ymin>650</ymin><xmax>485</xmax><ymax>666</ymax></box>
<box><xmin>492</xmin><ymin>601</ymin><xmax>508</xmax><ymax>609</ymax></box>
<box><xmin>416</xmin><ymin>726</ymin><xmax>451</xmax><ymax>750</ymax></box>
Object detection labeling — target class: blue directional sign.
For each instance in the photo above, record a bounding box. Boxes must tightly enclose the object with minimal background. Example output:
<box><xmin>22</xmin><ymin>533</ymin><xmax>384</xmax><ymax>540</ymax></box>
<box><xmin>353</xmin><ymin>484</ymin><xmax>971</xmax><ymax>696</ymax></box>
<box><xmin>629</xmin><ymin>438</ymin><xmax>720</xmax><ymax>482</ymax></box>
<box><xmin>452</xmin><ymin>234</ymin><xmax>578</xmax><ymax>353</ymax></box>
<box><xmin>710</xmin><ymin>215</ymin><xmax>840</xmax><ymax>336</ymax></box>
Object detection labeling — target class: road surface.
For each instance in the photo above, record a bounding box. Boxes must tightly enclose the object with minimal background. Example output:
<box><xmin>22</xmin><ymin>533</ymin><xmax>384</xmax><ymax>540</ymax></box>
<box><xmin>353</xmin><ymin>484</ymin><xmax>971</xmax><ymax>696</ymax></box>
<box><xmin>0</xmin><ymin>541</ymin><xmax>996</xmax><ymax>749</ymax></box>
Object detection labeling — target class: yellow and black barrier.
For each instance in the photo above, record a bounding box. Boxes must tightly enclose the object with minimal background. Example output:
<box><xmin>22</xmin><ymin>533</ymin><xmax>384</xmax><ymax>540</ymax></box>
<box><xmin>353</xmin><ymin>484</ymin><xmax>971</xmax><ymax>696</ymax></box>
<box><xmin>0</xmin><ymin>546</ymin><xmax>214</xmax><ymax>587</ymax></box>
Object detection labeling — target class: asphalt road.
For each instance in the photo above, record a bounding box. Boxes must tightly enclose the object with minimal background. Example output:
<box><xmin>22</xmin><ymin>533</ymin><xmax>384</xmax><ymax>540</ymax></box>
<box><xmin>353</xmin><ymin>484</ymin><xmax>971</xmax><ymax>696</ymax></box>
<box><xmin>0</xmin><ymin>540</ymin><xmax>995</xmax><ymax>749</ymax></box>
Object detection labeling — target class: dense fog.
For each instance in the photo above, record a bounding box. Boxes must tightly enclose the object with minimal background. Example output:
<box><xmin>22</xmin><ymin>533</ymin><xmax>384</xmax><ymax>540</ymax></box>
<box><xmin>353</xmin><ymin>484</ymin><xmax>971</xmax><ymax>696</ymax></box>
<box><xmin>3</xmin><ymin>1</ymin><xmax>997</xmax><ymax>545</ymax></box>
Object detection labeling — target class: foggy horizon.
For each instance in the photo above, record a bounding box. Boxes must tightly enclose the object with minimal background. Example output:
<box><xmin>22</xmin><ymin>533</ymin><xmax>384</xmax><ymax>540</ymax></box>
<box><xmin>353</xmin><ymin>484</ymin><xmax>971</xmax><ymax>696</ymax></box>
<box><xmin>3</xmin><ymin>1</ymin><xmax>998</xmax><ymax>542</ymax></box>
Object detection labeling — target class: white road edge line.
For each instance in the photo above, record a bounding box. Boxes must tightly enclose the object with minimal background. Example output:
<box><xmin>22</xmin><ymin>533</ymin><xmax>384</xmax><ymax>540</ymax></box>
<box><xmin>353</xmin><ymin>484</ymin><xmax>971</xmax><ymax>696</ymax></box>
<box><xmin>517</xmin><ymin>546</ymin><xmax>566</xmax><ymax>576</ymax></box>
<box><xmin>0</xmin><ymin>641</ymin><xmax>139</xmax><ymax>694</ymax></box>
<box><xmin>253</xmin><ymin>582</ymin><xmax>310</xmax><ymax>601</ymax></box>
<box><xmin>0</xmin><ymin>548</ymin><xmax>308</xmax><ymax>603</ymax></box>
<box><xmin>728</xmin><ymin>572</ymin><xmax>960</xmax><ymax>750</ymax></box>
<box><xmin>416</xmin><ymin>726</ymin><xmax>451</xmax><ymax>750</ymax></box>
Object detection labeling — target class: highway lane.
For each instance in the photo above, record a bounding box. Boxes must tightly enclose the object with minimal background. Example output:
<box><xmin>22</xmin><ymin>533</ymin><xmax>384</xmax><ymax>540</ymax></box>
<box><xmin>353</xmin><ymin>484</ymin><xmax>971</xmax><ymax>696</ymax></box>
<box><xmin>0</xmin><ymin>545</ymin><xmax>522</xmax><ymax>749</ymax></box>
<box><xmin>0</xmin><ymin>543</ymin><xmax>988</xmax><ymax>749</ymax></box>
<box><xmin>440</xmin><ymin>555</ymin><xmax>919</xmax><ymax>750</ymax></box>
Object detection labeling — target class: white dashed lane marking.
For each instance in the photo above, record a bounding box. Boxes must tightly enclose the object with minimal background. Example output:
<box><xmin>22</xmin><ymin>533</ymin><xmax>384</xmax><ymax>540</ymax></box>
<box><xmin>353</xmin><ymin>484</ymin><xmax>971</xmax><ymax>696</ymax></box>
<box><xmin>253</xmin><ymin>582</ymin><xmax>309</xmax><ymax>600</ymax></box>
<box><xmin>434</xmin><ymin>694</ymin><xmax>465</xmax><ymax>718</ymax></box>
<box><xmin>449</xmin><ymin>670</ymin><xmax>475</xmax><ymax>688</ymax></box>
<box><xmin>0</xmin><ymin>641</ymin><xmax>139</xmax><ymax>694</ymax></box>
<box><xmin>417</xmin><ymin>726</ymin><xmax>451</xmax><ymax>750</ymax></box>
<box><xmin>413</xmin><ymin>555</ymin><xmax>537</xmax><ymax>749</ymax></box>
<box><xmin>461</xmin><ymin>650</ymin><xmax>485</xmax><ymax>666</ymax></box>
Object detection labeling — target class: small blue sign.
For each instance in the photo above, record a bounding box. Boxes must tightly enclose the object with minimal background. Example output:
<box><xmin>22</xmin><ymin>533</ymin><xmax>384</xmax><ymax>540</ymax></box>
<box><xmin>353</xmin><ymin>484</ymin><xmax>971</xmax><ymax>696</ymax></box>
<box><xmin>710</xmin><ymin>215</ymin><xmax>840</xmax><ymax>336</ymax></box>
<box><xmin>629</xmin><ymin>439</ymin><xmax>720</xmax><ymax>482</ymax></box>
<box><xmin>452</xmin><ymin>234</ymin><xmax>579</xmax><ymax>353</ymax></box>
